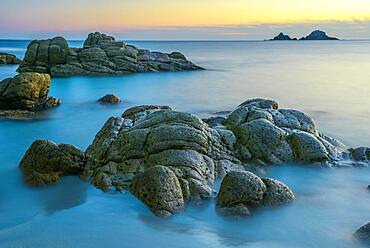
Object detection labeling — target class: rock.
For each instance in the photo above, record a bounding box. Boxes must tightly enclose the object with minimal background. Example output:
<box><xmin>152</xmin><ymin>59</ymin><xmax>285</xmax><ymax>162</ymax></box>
<box><xmin>225</xmin><ymin>98</ymin><xmax>344</xmax><ymax>164</ymax></box>
<box><xmin>19</xmin><ymin>140</ymin><xmax>85</xmax><ymax>186</ymax></box>
<box><xmin>354</xmin><ymin>222</ymin><xmax>370</xmax><ymax>244</ymax></box>
<box><xmin>217</xmin><ymin>171</ymin><xmax>266</xmax><ymax>208</ymax></box>
<box><xmin>0</xmin><ymin>73</ymin><xmax>61</xmax><ymax>115</ymax></box>
<box><xmin>98</xmin><ymin>94</ymin><xmax>121</xmax><ymax>104</ymax></box>
<box><xmin>202</xmin><ymin>116</ymin><xmax>226</xmax><ymax>127</ymax></box>
<box><xmin>0</xmin><ymin>52</ymin><xmax>22</xmax><ymax>65</ymax></box>
<box><xmin>270</xmin><ymin>33</ymin><xmax>297</xmax><ymax>41</ymax></box>
<box><xmin>261</xmin><ymin>178</ymin><xmax>295</xmax><ymax>205</ymax></box>
<box><xmin>300</xmin><ymin>30</ymin><xmax>339</xmax><ymax>40</ymax></box>
<box><xmin>350</xmin><ymin>147</ymin><xmax>370</xmax><ymax>161</ymax></box>
<box><xmin>130</xmin><ymin>165</ymin><xmax>185</xmax><ymax>217</ymax></box>
<box><xmin>216</xmin><ymin>171</ymin><xmax>295</xmax><ymax>216</ymax></box>
<box><xmin>17</xmin><ymin>32</ymin><xmax>203</xmax><ymax>77</ymax></box>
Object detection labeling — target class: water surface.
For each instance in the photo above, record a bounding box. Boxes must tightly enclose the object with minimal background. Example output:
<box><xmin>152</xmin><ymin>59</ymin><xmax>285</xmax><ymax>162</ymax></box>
<box><xmin>0</xmin><ymin>39</ymin><xmax>369</xmax><ymax>248</ymax></box>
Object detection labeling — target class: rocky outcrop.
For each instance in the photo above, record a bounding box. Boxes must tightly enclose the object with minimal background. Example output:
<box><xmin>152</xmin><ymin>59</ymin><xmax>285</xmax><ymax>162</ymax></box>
<box><xmin>216</xmin><ymin>171</ymin><xmax>294</xmax><ymax>216</ymax></box>
<box><xmin>17</xmin><ymin>32</ymin><xmax>203</xmax><ymax>77</ymax></box>
<box><xmin>300</xmin><ymin>30</ymin><xmax>339</xmax><ymax>40</ymax></box>
<box><xmin>0</xmin><ymin>73</ymin><xmax>60</xmax><ymax>117</ymax></box>
<box><xmin>354</xmin><ymin>222</ymin><xmax>370</xmax><ymax>244</ymax></box>
<box><xmin>0</xmin><ymin>52</ymin><xmax>22</xmax><ymax>65</ymax></box>
<box><xmin>98</xmin><ymin>94</ymin><xmax>121</xmax><ymax>104</ymax></box>
<box><xmin>19</xmin><ymin>98</ymin><xmax>370</xmax><ymax>216</ymax></box>
<box><xmin>20</xmin><ymin>140</ymin><xmax>85</xmax><ymax>186</ymax></box>
<box><xmin>270</xmin><ymin>33</ymin><xmax>297</xmax><ymax>41</ymax></box>
<box><xmin>225</xmin><ymin>98</ymin><xmax>348</xmax><ymax>164</ymax></box>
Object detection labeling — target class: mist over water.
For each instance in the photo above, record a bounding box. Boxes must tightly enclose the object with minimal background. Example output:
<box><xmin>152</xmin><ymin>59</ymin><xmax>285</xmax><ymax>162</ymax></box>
<box><xmin>0</xmin><ymin>40</ymin><xmax>369</xmax><ymax>248</ymax></box>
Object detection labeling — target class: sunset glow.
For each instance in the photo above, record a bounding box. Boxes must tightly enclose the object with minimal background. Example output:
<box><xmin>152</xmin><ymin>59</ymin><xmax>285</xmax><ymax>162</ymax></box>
<box><xmin>2</xmin><ymin>0</ymin><xmax>370</xmax><ymax>39</ymax></box>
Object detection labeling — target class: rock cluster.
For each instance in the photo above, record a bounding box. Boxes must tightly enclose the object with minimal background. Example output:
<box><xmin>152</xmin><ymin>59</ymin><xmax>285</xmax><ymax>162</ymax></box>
<box><xmin>18</xmin><ymin>99</ymin><xmax>370</xmax><ymax>216</ymax></box>
<box><xmin>0</xmin><ymin>52</ymin><xmax>22</xmax><ymax>65</ymax></box>
<box><xmin>17</xmin><ymin>32</ymin><xmax>203</xmax><ymax>77</ymax></box>
<box><xmin>269</xmin><ymin>30</ymin><xmax>339</xmax><ymax>41</ymax></box>
<box><xmin>216</xmin><ymin>171</ymin><xmax>294</xmax><ymax>216</ymax></box>
<box><xmin>0</xmin><ymin>72</ymin><xmax>61</xmax><ymax>117</ymax></box>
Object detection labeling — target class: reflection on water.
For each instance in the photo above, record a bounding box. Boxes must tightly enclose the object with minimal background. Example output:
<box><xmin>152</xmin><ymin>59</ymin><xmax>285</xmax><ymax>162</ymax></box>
<box><xmin>0</xmin><ymin>40</ymin><xmax>369</xmax><ymax>247</ymax></box>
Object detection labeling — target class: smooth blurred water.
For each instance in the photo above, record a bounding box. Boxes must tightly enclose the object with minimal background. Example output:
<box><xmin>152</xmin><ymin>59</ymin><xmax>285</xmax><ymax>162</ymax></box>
<box><xmin>0</xmin><ymin>40</ymin><xmax>369</xmax><ymax>248</ymax></box>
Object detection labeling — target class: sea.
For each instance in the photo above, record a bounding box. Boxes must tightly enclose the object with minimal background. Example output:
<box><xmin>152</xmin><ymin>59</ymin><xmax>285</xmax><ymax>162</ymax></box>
<box><xmin>0</xmin><ymin>39</ymin><xmax>369</xmax><ymax>248</ymax></box>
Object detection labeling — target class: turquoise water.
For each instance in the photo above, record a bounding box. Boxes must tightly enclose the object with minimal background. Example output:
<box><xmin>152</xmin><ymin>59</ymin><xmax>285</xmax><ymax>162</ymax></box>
<box><xmin>0</xmin><ymin>40</ymin><xmax>369</xmax><ymax>247</ymax></box>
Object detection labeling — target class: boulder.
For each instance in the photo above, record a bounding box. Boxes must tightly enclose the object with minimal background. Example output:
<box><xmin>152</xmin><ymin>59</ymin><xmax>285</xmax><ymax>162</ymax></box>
<box><xmin>17</xmin><ymin>32</ymin><xmax>203</xmax><ymax>76</ymax></box>
<box><xmin>216</xmin><ymin>171</ymin><xmax>295</xmax><ymax>216</ymax></box>
<box><xmin>130</xmin><ymin>165</ymin><xmax>185</xmax><ymax>217</ymax></box>
<box><xmin>354</xmin><ymin>222</ymin><xmax>370</xmax><ymax>244</ymax></box>
<box><xmin>19</xmin><ymin>140</ymin><xmax>85</xmax><ymax>186</ymax></box>
<box><xmin>0</xmin><ymin>73</ymin><xmax>61</xmax><ymax>114</ymax></box>
<box><xmin>261</xmin><ymin>178</ymin><xmax>295</xmax><ymax>205</ymax></box>
<box><xmin>98</xmin><ymin>94</ymin><xmax>121</xmax><ymax>104</ymax></box>
<box><xmin>0</xmin><ymin>52</ymin><xmax>22</xmax><ymax>65</ymax></box>
<box><xmin>217</xmin><ymin>171</ymin><xmax>266</xmax><ymax>208</ymax></box>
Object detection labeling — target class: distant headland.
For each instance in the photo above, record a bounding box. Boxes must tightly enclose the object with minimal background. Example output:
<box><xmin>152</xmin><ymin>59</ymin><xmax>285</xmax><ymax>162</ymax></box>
<box><xmin>268</xmin><ymin>30</ymin><xmax>339</xmax><ymax>41</ymax></box>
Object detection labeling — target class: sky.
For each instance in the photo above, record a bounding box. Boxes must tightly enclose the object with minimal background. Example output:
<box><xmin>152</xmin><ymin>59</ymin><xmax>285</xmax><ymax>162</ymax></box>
<box><xmin>1</xmin><ymin>0</ymin><xmax>370</xmax><ymax>40</ymax></box>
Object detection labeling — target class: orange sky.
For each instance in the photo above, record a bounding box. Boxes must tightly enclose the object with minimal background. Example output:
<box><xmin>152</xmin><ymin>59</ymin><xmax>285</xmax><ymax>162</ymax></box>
<box><xmin>2</xmin><ymin>0</ymin><xmax>370</xmax><ymax>39</ymax></box>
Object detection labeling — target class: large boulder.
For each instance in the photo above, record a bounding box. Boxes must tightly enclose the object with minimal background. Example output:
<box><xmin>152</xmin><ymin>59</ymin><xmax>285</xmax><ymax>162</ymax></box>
<box><xmin>19</xmin><ymin>140</ymin><xmax>85</xmax><ymax>186</ymax></box>
<box><xmin>216</xmin><ymin>171</ymin><xmax>295</xmax><ymax>216</ymax></box>
<box><xmin>0</xmin><ymin>52</ymin><xmax>22</xmax><ymax>65</ymax></box>
<box><xmin>98</xmin><ymin>94</ymin><xmax>121</xmax><ymax>104</ymax></box>
<box><xmin>0</xmin><ymin>72</ymin><xmax>61</xmax><ymax>112</ymax></box>
<box><xmin>17</xmin><ymin>32</ymin><xmax>203</xmax><ymax>76</ymax></box>
<box><xmin>130</xmin><ymin>165</ymin><xmax>185</xmax><ymax>217</ymax></box>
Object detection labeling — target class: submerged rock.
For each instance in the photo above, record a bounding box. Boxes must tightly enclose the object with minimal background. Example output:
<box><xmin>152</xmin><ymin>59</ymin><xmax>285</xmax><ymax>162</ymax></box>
<box><xmin>354</xmin><ymin>222</ymin><xmax>370</xmax><ymax>244</ymax></box>
<box><xmin>98</xmin><ymin>94</ymin><xmax>121</xmax><ymax>104</ymax></box>
<box><xmin>17</xmin><ymin>32</ymin><xmax>203</xmax><ymax>77</ymax></box>
<box><xmin>19</xmin><ymin>140</ymin><xmax>85</xmax><ymax>186</ymax></box>
<box><xmin>0</xmin><ymin>52</ymin><xmax>22</xmax><ymax>65</ymax></box>
<box><xmin>300</xmin><ymin>30</ymin><xmax>339</xmax><ymax>40</ymax></box>
<box><xmin>0</xmin><ymin>73</ymin><xmax>61</xmax><ymax>118</ymax></box>
<box><xmin>19</xmin><ymin>98</ymin><xmax>369</xmax><ymax>216</ymax></box>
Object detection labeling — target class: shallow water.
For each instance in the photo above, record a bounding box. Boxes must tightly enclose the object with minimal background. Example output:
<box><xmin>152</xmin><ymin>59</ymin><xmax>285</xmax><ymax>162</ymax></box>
<box><xmin>0</xmin><ymin>40</ymin><xmax>369</xmax><ymax>248</ymax></box>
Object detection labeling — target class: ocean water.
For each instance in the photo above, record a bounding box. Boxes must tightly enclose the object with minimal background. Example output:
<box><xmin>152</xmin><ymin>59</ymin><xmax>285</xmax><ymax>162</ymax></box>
<box><xmin>0</xmin><ymin>39</ymin><xmax>369</xmax><ymax>248</ymax></box>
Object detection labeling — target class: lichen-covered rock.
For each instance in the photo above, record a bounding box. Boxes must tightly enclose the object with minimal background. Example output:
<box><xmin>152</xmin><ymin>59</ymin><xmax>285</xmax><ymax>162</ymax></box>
<box><xmin>354</xmin><ymin>222</ymin><xmax>370</xmax><ymax>244</ymax></box>
<box><xmin>226</xmin><ymin>98</ymin><xmax>345</xmax><ymax>165</ymax></box>
<box><xmin>19</xmin><ymin>140</ymin><xmax>85</xmax><ymax>186</ymax></box>
<box><xmin>130</xmin><ymin>165</ymin><xmax>185</xmax><ymax>217</ymax></box>
<box><xmin>261</xmin><ymin>178</ymin><xmax>295</xmax><ymax>205</ymax></box>
<box><xmin>216</xmin><ymin>171</ymin><xmax>266</xmax><ymax>209</ymax></box>
<box><xmin>17</xmin><ymin>32</ymin><xmax>203</xmax><ymax>77</ymax></box>
<box><xmin>216</xmin><ymin>171</ymin><xmax>295</xmax><ymax>216</ymax></box>
<box><xmin>98</xmin><ymin>94</ymin><xmax>121</xmax><ymax>104</ymax></box>
<box><xmin>0</xmin><ymin>73</ymin><xmax>61</xmax><ymax>115</ymax></box>
<box><xmin>0</xmin><ymin>52</ymin><xmax>22</xmax><ymax>65</ymax></box>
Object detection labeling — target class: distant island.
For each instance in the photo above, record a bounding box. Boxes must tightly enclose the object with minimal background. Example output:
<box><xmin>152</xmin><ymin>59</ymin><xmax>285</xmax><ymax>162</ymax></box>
<box><xmin>270</xmin><ymin>32</ymin><xmax>297</xmax><ymax>41</ymax></box>
<box><xmin>269</xmin><ymin>30</ymin><xmax>339</xmax><ymax>41</ymax></box>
